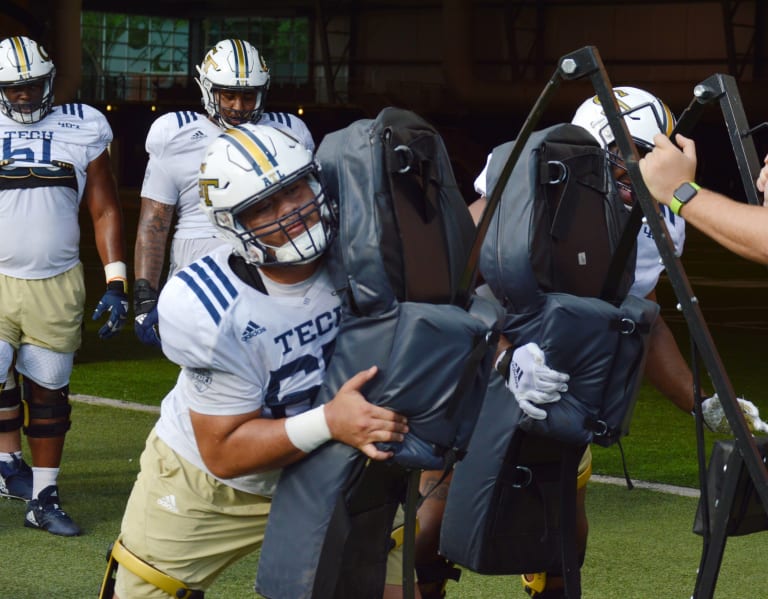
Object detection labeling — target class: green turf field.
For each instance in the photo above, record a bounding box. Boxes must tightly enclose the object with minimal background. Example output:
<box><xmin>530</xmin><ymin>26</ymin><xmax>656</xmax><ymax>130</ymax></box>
<box><xmin>2</xmin><ymin>400</ymin><xmax>767</xmax><ymax>599</ymax></box>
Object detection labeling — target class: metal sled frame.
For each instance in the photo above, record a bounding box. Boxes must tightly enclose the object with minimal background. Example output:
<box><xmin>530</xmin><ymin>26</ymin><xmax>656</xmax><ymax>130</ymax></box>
<box><xmin>660</xmin><ymin>72</ymin><xmax>768</xmax><ymax>599</ymax></box>
<box><xmin>467</xmin><ymin>46</ymin><xmax>768</xmax><ymax>599</ymax></box>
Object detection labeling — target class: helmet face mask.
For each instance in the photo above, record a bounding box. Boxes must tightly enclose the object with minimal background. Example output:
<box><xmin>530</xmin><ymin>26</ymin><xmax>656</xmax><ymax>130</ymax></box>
<box><xmin>0</xmin><ymin>36</ymin><xmax>56</xmax><ymax>124</ymax></box>
<box><xmin>199</xmin><ymin>124</ymin><xmax>336</xmax><ymax>267</ymax></box>
<box><xmin>196</xmin><ymin>39</ymin><xmax>270</xmax><ymax>129</ymax></box>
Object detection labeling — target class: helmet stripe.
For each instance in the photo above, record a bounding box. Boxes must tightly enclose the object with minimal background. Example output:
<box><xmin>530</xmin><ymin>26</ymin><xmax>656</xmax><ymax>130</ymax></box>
<box><xmin>230</xmin><ymin>39</ymin><xmax>248</xmax><ymax>80</ymax></box>
<box><xmin>10</xmin><ymin>37</ymin><xmax>30</xmax><ymax>77</ymax></box>
<box><xmin>224</xmin><ymin>128</ymin><xmax>278</xmax><ymax>176</ymax></box>
<box><xmin>661</xmin><ymin>102</ymin><xmax>675</xmax><ymax>137</ymax></box>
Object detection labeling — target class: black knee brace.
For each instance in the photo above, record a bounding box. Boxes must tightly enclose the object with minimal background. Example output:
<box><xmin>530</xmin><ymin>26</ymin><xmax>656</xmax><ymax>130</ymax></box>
<box><xmin>22</xmin><ymin>379</ymin><xmax>71</xmax><ymax>438</ymax></box>
<box><xmin>0</xmin><ymin>386</ymin><xmax>22</xmax><ymax>433</ymax></box>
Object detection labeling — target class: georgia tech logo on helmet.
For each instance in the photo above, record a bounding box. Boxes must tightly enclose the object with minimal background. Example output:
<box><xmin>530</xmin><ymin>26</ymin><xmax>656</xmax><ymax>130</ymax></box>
<box><xmin>201</xmin><ymin>48</ymin><xmax>220</xmax><ymax>75</ymax></box>
<box><xmin>199</xmin><ymin>180</ymin><xmax>220</xmax><ymax>207</ymax></box>
<box><xmin>590</xmin><ymin>88</ymin><xmax>633</xmax><ymax>116</ymax></box>
<box><xmin>198</xmin><ymin>171</ymin><xmax>220</xmax><ymax>207</ymax></box>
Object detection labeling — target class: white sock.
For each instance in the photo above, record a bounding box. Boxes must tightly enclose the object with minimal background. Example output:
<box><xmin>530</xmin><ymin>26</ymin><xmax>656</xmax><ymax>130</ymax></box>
<box><xmin>0</xmin><ymin>451</ymin><xmax>22</xmax><ymax>464</ymax></box>
<box><xmin>32</xmin><ymin>467</ymin><xmax>59</xmax><ymax>498</ymax></box>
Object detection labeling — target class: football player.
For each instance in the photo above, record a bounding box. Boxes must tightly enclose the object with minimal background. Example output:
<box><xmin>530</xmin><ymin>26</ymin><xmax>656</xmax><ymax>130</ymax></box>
<box><xmin>103</xmin><ymin>124</ymin><xmax>411</xmax><ymax>599</ymax></box>
<box><xmin>572</xmin><ymin>86</ymin><xmax>765</xmax><ymax>436</ymax></box>
<box><xmin>464</xmin><ymin>86</ymin><xmax>763</xmax><ymax>598</ymax></box>
<box><xmin>0</xmin><ymin>36</ymin><xmax>128</xmax><ymax>536</ymax></box>
<box><xmin>133</xmin><ymin>38</ymin><xmax>315</xmax><ymax>347</ymax></box>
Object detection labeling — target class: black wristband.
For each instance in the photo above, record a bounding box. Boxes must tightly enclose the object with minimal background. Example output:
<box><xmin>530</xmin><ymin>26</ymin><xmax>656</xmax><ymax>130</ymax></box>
<box><xmin>106</xmin><ymin>280</ymin><xmax>127</xmax><ymax>293</ymax></box>
<box><xmin>133</xmin><ymin>279</ymin><xmax>159</xmax><ymax>314</ymax></box>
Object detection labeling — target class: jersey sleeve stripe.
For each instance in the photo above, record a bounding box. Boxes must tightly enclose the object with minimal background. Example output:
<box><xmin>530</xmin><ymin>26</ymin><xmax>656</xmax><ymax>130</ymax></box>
<box><xmin>188</xmin><ymin>262</ymin><xmax>234</xmax><ymax>312</ymax></box>
<box><xmin>177</xmin><ymin>271</ymin><xmax>222</xmax><ymax>325</ymax></box>
<box><xmin>61</xmin><ymin>103</ymin><xmax>84</xmax><ymax>119</ymax></box>
<box><xmin>174</xmin><ymin>111</ymin><xmax>199</xmax><ymax>128</ymax></box>
<box><xmin>264</xmin><ymin>112</ymin><xmax>290</xmax><ymax>126</ymax></box>
<box><xmin>202</xmin><ymin>256</ymin><xmax>239</xmax><ymax>299</ymax></box>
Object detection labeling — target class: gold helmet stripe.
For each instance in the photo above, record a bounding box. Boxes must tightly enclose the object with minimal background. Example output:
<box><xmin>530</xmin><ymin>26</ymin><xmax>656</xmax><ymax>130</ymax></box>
<box><xmin>10</xmin><ymin>37</ymin><xmax>30</xmax><ymax>77</ymax></box>
<box><xmin>224</xmin><ymin>127</ymin><xmax>279</xmax><ymax>178</ymax></box>
<box><xmin>660</xmin><ymin>101</ymin><xmax>675</xmax><ymax>137</ymax></box>
<box><xmin>230</xmin><ymin>39</ymin><xmax>248</xmax><ymax>81</ymax></box>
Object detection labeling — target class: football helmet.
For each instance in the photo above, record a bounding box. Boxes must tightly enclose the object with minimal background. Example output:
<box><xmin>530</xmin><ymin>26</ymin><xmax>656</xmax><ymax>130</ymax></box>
<box><xmin>572</xmin><ymin>86</ymin><xmax>675</xmax><ymax>204</ymax></box>
<box><xmin>199</xmin><ymin>124</ymin><xmax>336</xmax><ymax>266</ymax></box>
<box><xmin>571</xmin><ymin>86</ymin><xmax>675</xmax><ymax>152</ymax></box>
<box><xmin>0</xmin><ymin>36</ymin><xmax>56</xmax><ymax>124</ymax></box>
<box><xmin>196</xmin><ymin>39</ymin><xmax>270</xmax><ymax>129</ymax></box>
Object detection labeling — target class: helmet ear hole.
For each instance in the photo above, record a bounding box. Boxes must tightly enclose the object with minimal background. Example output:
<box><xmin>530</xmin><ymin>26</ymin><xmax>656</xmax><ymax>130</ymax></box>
<box><xmin>199</xmin><ymin>124</ymin><xmax>336</xmax><ymax>267</ymax></box>
<box><xmin>0</xmin><ymin>36</ymin><xmax>56</xmax><ymax>124</ymax></box>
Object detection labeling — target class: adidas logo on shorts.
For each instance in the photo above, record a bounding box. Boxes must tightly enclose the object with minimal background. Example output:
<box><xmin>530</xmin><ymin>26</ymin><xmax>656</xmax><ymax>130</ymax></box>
<box><xmin>157</xmin><ymin>494</ymin><xmax>179</xmax><ymax>514</ymax></box>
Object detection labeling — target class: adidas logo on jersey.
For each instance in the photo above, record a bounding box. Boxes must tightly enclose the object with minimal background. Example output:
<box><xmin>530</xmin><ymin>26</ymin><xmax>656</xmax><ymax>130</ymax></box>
<box><xmin>190</xmin><ymin>129</ymin><xmax>206</xmax><ymax>141</ymax></box>
<box><xmin>157</xmin><ymin>494</ymin><xmax>179</xmax><ymax>514</ymax></box>
<box><xmin>242</xmin><ymin>321</ymin><xmax>266</xmax><ymax>342</ymax></box>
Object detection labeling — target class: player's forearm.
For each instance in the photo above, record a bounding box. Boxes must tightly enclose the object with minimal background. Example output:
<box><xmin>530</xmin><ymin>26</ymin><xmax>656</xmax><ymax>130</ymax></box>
<box><xmin>134</xmin><ymin>197</ymin><xmax>174</xmax><ymax>288</ymax></box>
<box><xmin>93</xmin><ymin>207</ymin><xmax>126</xmax><ymax>266</ymax></box>
<box><xmin>680</xmin><ymin>189</ymin><xmax>768</xmax><ymax>265</ymax></box>
<box><xmin>643</xmin><ymin>314</ymin><xmax>699</xmax><ymax>413</ymax></box>
<box><xmin>197</xmin><ymin>417</ymin><xmax>306</xmax><ymax>479</ymax></box>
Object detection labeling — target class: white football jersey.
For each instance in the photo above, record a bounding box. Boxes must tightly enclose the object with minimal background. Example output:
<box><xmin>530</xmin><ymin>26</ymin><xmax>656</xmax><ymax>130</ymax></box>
<box><xmin>630</xmin><ymin>204</ymin><xmax>685</xmax><ymax>298</ymax></box>
<box><xmin>154</xmin><ymin>245</ymin><xmax>341</xmax><ymax>495</ymax></box>
<box><xmin>473</xmin><ymin>153</ymin><xmax>686</xmax><ymax>299</ymax></box>
<box><xmin>140</xmin><ymin>111</ymin><xmax>221</xmax><ymax>240</ymax></box>
<box><xmin>141</xmin><ymin>110</ymin><xmax>317</xmax><ymax>244</ymax></box>
<box><xmin>0</xmin><ymin>104</ymin><xmax>112</xmax><ymax>279</ymax></box>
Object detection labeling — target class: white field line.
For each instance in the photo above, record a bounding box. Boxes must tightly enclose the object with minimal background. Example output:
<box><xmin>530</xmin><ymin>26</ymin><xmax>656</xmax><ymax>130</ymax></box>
<box><xmin>590</xmin><ymin>474</ymin><xmax>700</xmax><ymax>498</ymax></box>
<box><xmin>71</xmin><ymin>393</ymin><xmax>160</xmax><ymax>414</ymax></box>
<box><xmin>71</xmin><ymin>394</ymin><xmax>702</xmax><ymax>499</ymax></box>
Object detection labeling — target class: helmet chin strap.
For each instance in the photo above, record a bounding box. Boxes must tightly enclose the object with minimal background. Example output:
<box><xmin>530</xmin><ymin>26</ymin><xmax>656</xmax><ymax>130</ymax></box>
<box><xmin>268</xmin><ymin>221</ymin><xmax>328</xmax><ymax>264</ymax></box>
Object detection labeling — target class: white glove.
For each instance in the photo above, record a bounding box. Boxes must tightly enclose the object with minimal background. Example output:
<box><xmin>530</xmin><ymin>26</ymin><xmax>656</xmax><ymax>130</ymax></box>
<box><xmin>496</xmin><ymin>342</ymin><xmax>570</xmax><ymax>420</ymax></box>
<box><xmin>701</xmin><ymin>394</ymin><xmax>768</xmax><ymax>435</ymax></box>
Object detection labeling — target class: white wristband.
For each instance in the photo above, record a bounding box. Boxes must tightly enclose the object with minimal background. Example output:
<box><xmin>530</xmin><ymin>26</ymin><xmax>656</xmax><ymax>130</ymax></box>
<box><xmin>104</xmin><ymin>261</ymin><xmax>127</xmax><ymax>284</ymax></box>
<box><xmin>284</xmin><ymin>405</ymin><xmax>332</xmax><ymax>453</ymax></box>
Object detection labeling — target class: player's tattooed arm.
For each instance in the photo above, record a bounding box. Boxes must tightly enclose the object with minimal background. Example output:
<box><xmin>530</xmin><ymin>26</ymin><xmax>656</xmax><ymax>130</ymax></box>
<box><xmin>134</xmin><ymin>197</ymin><xmax>175</xmax><ymax>289</ymax></box>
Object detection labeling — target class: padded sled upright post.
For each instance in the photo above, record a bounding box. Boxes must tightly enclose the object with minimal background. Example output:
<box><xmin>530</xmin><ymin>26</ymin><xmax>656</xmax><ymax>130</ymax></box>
<box><xmin>657</xmin><ymin>72</ymin><xmax>768</xmax><ymax>599</ymax></box>
<box><xmin>583</xmin><ymin>56</ymin><xmax>768</xmax><ymax>598</ymax></box>
<box><xmin>676</xmin><ymin>73</ymin><xmax>763</xmax><ymax>206</ymax></box>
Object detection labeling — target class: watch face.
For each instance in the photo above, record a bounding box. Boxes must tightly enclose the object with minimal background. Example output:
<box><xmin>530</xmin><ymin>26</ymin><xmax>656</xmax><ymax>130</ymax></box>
<box><xmin>674</xmin><ymin>182</ymin><xmax>698</xmax><ymax>204</ymax></box>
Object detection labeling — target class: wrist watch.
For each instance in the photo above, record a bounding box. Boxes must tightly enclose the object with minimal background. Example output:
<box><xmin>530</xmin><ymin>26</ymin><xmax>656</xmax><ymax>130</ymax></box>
<box><xmin>670</xmin><ymin>181</ymin><xmax>701</xmax><ymax>216</ymax></box>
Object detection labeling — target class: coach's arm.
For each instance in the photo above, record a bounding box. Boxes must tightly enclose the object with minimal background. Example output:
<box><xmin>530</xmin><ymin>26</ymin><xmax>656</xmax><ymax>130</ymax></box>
<box><xmin>640</xmin><ymin>133</ymin><xmax>768</xmax><ymax>265</ymax></box>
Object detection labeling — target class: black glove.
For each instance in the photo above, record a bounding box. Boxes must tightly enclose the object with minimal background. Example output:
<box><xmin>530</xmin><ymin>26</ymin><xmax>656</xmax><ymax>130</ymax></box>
<box><xmin>133</xmin><ymin>279</ymin><xmax>161</xmax><ymax>347</ymax></box>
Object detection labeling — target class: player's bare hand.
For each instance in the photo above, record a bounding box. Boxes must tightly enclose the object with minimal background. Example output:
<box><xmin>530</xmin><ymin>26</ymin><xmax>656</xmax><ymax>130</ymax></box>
<box><xmin>325</xmin><ymin>366</ymin><xmax>409</xmax><ymax>461</ymax></box>
<box><xmin>639</xmin><ymin>133</ymin><xmax>697</xmax><ymax>206</ymax></box>
<box><xmin>756</xmin><ymin>154</ymin><xmax>768</xmax><ymax>203</ymax></box>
